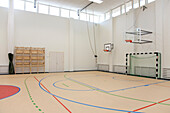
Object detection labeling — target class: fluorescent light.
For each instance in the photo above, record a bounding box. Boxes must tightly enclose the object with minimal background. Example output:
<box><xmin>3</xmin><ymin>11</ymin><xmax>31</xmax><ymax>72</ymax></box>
<box><xmin>89</xmin><ymin>0</ymin><xmax>103</xmax><ymax>4</ymax></box>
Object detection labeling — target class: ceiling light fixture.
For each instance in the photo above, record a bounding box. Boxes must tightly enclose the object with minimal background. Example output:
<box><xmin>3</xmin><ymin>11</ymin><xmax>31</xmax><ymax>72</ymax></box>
<box><xmin>89</xmin><ymin>0</ymin><xmax>103</xmax><ymax>4</ymax></box>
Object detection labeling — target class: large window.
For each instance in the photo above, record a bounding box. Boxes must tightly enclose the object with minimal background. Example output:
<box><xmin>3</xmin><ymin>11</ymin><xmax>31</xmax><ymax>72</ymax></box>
<box><xmin>25</xmin><ymin>2</ymin><xmax>37</xmax><ymax>12</ymax></box>
<box><xmin>60</xmin><ymin>8</ymin><xmax>69</xmax><ymax>18</ymax></box>
<box><xmin>121</xmin><ymin>5</ymin><xmax>125</xmax><ymax>14</ymax></box>
<box><xmin>105</xmin><ymin>12</ymin><xmax>110</xmax><ymax>20</ymax></box>
<box><xmin>80</xmin><ymin>13</ymin><xmax>89</xmax><ymax>21</ymax></box>
<box><xmin>49</xmin><ymin>6</ymin><xmax>59</xmax><ymax>16</ymax></box>
<box><xmin>94</xmin><ymin>15</ymin><xmax>99</xmax><ymax>23</ymax></box>
<box><xmin>100</xmin><ymin>14</ymin><xmax>105</xmax><ymax>23</ymax></box>
<box><xmin>133</xmin><ymin>0</ymin><xmax>139</xmax><ymax>9</ymax></box>
<box><xmin>112</xmin><ymin>7</ymin><xmax>120</xmax><ymax>17</ymax></box>
<box><xmin>148</xmin><ymin>0</ymin><xmax>155</xmax><ymax>3</ymax></box>
<box><xmin>0</xmin><ymin>0</ymin><xmax>9</xmax><ymax>8</ymax></box>
<box><xmin>140</xmin><ymin>0</ymin><xmax>145</xmax><ymax>6</ymax></box>
<box><xmin>39</xmin><ymin>4</ymin><xmax>48</xmax><ymax>14</ymax></box>
<box><xmin>89</xmin><ymin>15</ymin><xmax>94</xmax><ymax>22</ymax></box>
<box><xmin>70</xmin><ymin>10</ymin><xmax>79</xmax><ymax>19</ymax></box>
<box><xmin>14</xmin><ymin>0</ymin><xmax>24</xmax><ymax>10</ymax></box>
<box><xmin>126</xmin><ymin>1</ymin><xmax>132</xmax><ymax>12</ymax></box>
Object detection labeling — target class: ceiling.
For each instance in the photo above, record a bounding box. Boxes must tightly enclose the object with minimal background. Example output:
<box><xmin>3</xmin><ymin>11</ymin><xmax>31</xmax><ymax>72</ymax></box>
<box><xmin>37</xmin><ymin>0</ymin><xmax>126</xmax><ymax>15</ymax></box>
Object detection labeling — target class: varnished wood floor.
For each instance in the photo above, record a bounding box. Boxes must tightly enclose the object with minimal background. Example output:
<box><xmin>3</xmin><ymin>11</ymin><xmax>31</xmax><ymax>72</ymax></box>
<box><xmin>0</xmin><ymin>71</ymin><xmax>170</xmax><ymax>113</ymax></box>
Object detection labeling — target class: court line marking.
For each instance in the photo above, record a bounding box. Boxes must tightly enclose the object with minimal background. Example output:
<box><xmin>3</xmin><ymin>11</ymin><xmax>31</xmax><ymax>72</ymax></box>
<box><xmin>34</xmin><ymin>76</ymin><xmax>72</xmax><ymax>113</ymax></box>
<box><xmin>37</xmin><ymin>75</ymin><xmax>143</xmax><ymax>113</ymax></box>
<box><xmin>62</xmin><ymin>83</ymin><xmax>69</xmax><ymax>87</ymax></box>
<box><xmin>155</xmin><ymin>84</ymin><xmax>170</xmax><ymax>88</ymax></box>
<box><xmin>0</xmin><ymin>85</ymin><xmax>21</xmax><ymax>100</ymax></box>
<box><xmin>24</xmin><ymin>76</ymin><xmax>44</xmax><ymax>113</ymax></box>
<box><xmin>109</xmin><ymin>81</ymin><xmax>165</xmax><ymax>92</ymax></box>
<box><xmin>53</xmin><ymin>79</ymin><xmax>94</xmax><ymax>91</ymax></box>
<box><xmin>96</xmin><ymin>75</ymin><xmax>144</xmax><ymax>82</ymax></box>
<box><xmin>64</xmin><ymin>75</ymin><xmax>170</xmax><ymax>106</ymax></box>
<box><xmin>52</xmin><ymin>75</ymin><xmax>165</xmax><ymax>93</ymax></box>
<box><xmin>130</xmin><ymin>98</ymin><xmax>170</xmax><ymax>113</ymax></box>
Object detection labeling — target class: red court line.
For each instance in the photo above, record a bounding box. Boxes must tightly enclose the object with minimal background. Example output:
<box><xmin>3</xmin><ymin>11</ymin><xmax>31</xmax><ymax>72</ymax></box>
<box><xmin>129</xmin><ymin>98</ymin><xmax>170</xmax><ymax>113</ymax></box>
<box><xmin>34</xmin><ymin>76</ymin><xmax>72</xmax><ymax>113</ymax></box>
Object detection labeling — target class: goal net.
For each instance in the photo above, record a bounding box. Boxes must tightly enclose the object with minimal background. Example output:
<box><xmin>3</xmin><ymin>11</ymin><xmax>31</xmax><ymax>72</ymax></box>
<box><xmin>126</xmin><ymin>53</ymin><xmax>161</xmax><ymax>78</ymax></box>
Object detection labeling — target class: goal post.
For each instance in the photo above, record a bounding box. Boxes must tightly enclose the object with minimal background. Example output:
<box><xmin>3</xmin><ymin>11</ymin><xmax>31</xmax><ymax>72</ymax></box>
<box><xmin>126</xmin><ymin>52</ymin><xmax>161</xmax><ymax>79</ymax></box>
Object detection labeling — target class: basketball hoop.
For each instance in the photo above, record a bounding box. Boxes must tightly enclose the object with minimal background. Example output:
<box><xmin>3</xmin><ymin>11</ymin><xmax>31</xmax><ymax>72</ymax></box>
<box><xmin>125</xmin><ymin>40</ymin><xmax>132</xmax><ymax>43</ymax></box>
<box><xmin>104</xmin><ymin>49</ymin><xmax>109</xmax><ymax>52</ymax></box>
<box><xmin>125</xmin><ymin>28</ymin><xmax>153</xmax><ymax>44</ymax></box>
<box><xmin>104</xmin><ymin>43</ymin><xmax>113</xmax><ymax>52</ymax></box>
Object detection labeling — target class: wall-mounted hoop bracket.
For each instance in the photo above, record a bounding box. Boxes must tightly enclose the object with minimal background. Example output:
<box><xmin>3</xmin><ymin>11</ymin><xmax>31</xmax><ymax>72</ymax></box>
<box><xmin>125</xmin><ymin>28</ymin><xmax>153</xmax><ymax>44</ymax></box>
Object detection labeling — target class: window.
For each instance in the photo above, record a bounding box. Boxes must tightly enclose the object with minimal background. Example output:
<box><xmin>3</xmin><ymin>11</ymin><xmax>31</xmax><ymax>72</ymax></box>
<box><xmin>39</xmin><ymin>4</ymin><xmax>48</xmax><ymax>14</ymax></box>
<box><xmin>61</xmin><ymin>9</ymin><xmax>69</xmax><ymax>18</ymax></box>
<box><xmin>148</xmin><ymin>0</ymin><xmax>155</xmax><ymax>3</ymax></box>
<box><xmin>89</xmin><ymin>15</ymin><xmax>94</xmax><ymax>22</ymax></box>
<box><xmin>80</xmin><ymin>13</ymin><xmax>89</xmax><ymax>21</ymax></box>
<box><xmin>140</xmin><ymin>0</ymin><xmax>145</xmax><ymax>6</ymax></box>
<box><xmin>94</xmin><ymin>15</ymin><xmax>99</xmax><ymax>23</ymax></box>
<box><xmin>133</xmin><ymin>0</ymin><xmax>139</xmax><ymax>9</ymax></box>
<box><xmin>100</xmin><ymin>14</ymin><xmax>105</xmax><ymax>23</ymax></box>
<box><xmin>14</xmin><ymin>0</ymin><xmax>24</xmax><ymax>10</ymax></box>
<box><xmin>105</xmin><ymin>12</ymin><xmax>110</xmax><ymax>20</ymax></box>
<box><xmin>49</xmin><ymin>6</ymin><xmax>59</xmax><ymax>16</ymax></box>
<box><xmin>70</xmin><ymin>10</ymin><xmax>79</xmax><ymax>19</ymax></box>
<box><xmin>25</xmin><ymin>2</ymin><xmax>37</xmax><ymax>12</ymax></box>
<box><xmin>121</xmin><ymin>5</ymin><xmax>125</xmax><ymax>14</ymax></box>
<box><xmin>0</xmin><ymin>0</ymin><xmax>9</xmax><ymax>8</ymax></box>
<box><xmin>112</xmin><ymin>7</ymin><xmax>120</xmax><ymax>17</ymax></box>
<box><xmin>126</xmin><ymin>1</ymin><xmax>132</xmax><ymax>12</ymax></box>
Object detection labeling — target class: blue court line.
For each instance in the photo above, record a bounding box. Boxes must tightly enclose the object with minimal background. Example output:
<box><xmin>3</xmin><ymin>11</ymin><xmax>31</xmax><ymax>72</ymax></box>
<box><xmin>38</xmin><ymin>75</ymin><xmax>143</xmax><ymax>113</ymax></box>
<box><xmin>67</xmin><ymin>77</ymin><xmax>109</xmax><ymax>93</ymax></box>
<box><xmin>0</xmin><ymin>85</ymin><xmax>21</xmax><ymax>100</ymax></box>
<box><xmin>96</xmin><ymin>75</ymin><xmax>144</xmax><ymax>82</ymax></box>
<box><xmin>53</xmin><ymin>77</ymin><xmax>166</xmax><ymax>93</ymax></box>
<box><xmin>66</xmin><ymin>77</ymin><xmax>165</xmax><ymax>93</ymax></box>
<box><xmin>53</xmin><ymin>79</ymin><xmax>94</xmax><ymax>91</ymax></box>
<box><xmin>109</xmin><ymin>81</ymin><xmax>166</xmax><ymax>92</ymax></box>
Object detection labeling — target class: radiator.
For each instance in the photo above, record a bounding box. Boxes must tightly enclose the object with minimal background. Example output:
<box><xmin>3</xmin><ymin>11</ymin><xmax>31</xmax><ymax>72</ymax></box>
<box><xmin>163</xmin><ymin>68</ymin><xmax>170</xmax><ymax>79</ymax></box>
<box><xmin>97</xmin><ymin>64</ymin><xmax>109</xmax><ymax>72</ymax></box>
<box><xmin>113</xmin><ymin>65</ymin><xmax>127</xmax><ymax>74</ymax></box>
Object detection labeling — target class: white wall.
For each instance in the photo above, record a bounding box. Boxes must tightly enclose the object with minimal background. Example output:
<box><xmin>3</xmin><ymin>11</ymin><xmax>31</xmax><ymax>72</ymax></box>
<box><xmin>0</xmin><ymin>8</ymin><xmax>98</xmax><ymax>72</ymax></box>
<box><xmin>134</xmin><ymin>2</ymin><xmax>156</xmax><ymax>52</ymax></box>
<box><xmin>163</xmin><ymin>0</ymin><xmax>170</xmax><ymax>68</ymax></box>
<box><xmin>98</xmin><ymin>19</ymin><xmax>113</xmax><ymax>65</ymax></box>
<box><xmin>70</xmin><ymin>19</ymin><xmax>98</xmax><ymax>71</ymax></box>
<box><xmin>0</xmin><ymin>8</ymin><xmax>8</xmax><ymax>65</ymax></box>
<box><xmin>1</xmin><ymin>0</ymin><xmax>170</xmax><ymax>74</ymax></box>
<box><xmin>14</xmin><ymin>10</ymin><xmax>70</xmax><ymax>72</ymax></box>
<box><xmin>97</xmin><ymin>0</ymin><xmax>170</xmax><ymax>77</ymax></box>
<box><xmin>112</xmin><ymin>12</ymin><xmax>134</xmax><ymax>65</ymax></box>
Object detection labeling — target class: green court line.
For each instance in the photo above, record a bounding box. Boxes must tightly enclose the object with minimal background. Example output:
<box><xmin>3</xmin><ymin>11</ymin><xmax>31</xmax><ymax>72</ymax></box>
<box><xmin>62</xmin><ymin>83</ymin><xmax>69</xmax><ymax>87</ymax></box>
<box><xmin>24</xmin><ymin>76</ymin><xmax>44</xmax><ymax>113</ymax></box>
<box><xmin>64</xmin><ymin>75</ymin><xmax>170</xmax><ymax>106</ymax></box>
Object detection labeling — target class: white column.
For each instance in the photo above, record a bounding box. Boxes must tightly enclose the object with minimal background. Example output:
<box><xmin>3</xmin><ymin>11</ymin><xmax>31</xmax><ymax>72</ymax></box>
<box><xmin>8</xmin><ymin>0</ymin><xmax>15</xmax><ymax>54</ymax></box>
<box><xmin>69</xmin><ymin>19</ymin><xmax>74</xmax><ymax>71</ymax></box>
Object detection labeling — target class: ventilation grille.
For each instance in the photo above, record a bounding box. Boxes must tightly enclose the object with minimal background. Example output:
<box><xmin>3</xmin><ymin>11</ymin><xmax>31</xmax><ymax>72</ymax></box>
<box><xmin>113</xmin><ymin>65</ymin><xmax>128</xmax><ymax>74</ymax></box>
<box><xmin>97</xmin><ymin>64</ymin><xmax>109</xmax><ymax>72</ymax></box>
<box><xmin>163</xmin><ymin>68</ymin><xmax>170</xmax><ymax>79</ymax></box>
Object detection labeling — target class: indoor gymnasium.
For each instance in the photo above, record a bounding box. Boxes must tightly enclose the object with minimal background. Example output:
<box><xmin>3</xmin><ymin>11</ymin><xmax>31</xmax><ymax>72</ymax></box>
<box><xmin>0</xmin><ymin>0</ymin><xmax>170</xmax><ymax>113</ymax></box>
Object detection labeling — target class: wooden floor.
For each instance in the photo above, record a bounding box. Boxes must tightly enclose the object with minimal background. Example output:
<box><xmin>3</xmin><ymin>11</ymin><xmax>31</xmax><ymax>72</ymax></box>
<box><xmin>0</xmin><ymin>71</ymin><xmax>170</xmax><ymax>113</ymax></box>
